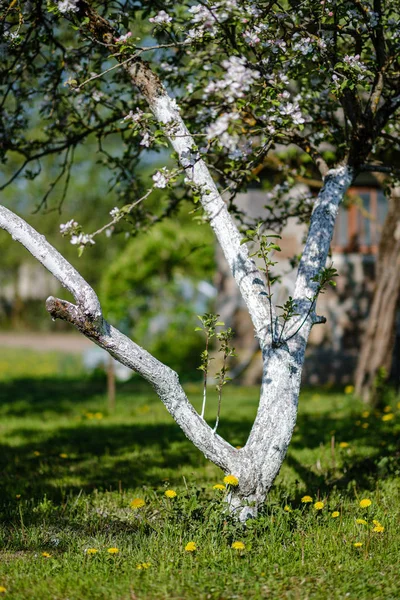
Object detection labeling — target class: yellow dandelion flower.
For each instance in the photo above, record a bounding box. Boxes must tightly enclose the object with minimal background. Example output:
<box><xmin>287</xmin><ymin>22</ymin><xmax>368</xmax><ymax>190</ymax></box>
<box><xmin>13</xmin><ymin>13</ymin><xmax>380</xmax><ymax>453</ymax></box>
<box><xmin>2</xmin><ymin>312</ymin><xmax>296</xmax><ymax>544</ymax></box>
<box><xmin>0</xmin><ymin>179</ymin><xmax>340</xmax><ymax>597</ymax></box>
<box><xmin>185</xmin><ymin>542</ymin><xmax>196</xmax><ymax>552</ymax></box>
<box><xmin>213</xmin><ymin>484</ymin><xmax>225</xmax><ymax>491</ymax></box>
<box><xmin>59</xmin><ymin>453</ymin><xmax>68</xmax><ymax>459</ymax></box>
<box><xmin>231</xmin><ymin>541</ymin><xmax>245</xmax><ymax>551</ymax></box>
<box><xmin>165</xmin><ymin>489</ymin><xmax>177</xmax><ymax>499</ymax></box>
<box><xmin>314</xmin><ymin>501</ymin><xmax>324</xmax><ymax>510</ymax></box>
<box><xmin>86</xmin><ymin>548</ymin><xmax>98</xmax><ymax>554</ymax></box>
<box><xmin>15</xmin><ymin>494</ymin><xmax>21</xmax><ymax>500</ymax></box>
<box><xmin>372</xmin><ymin>519</ymin><xmax>381</xmax><ymax>526</ymax></box>
<box><xmin>107</xmin><ymin>547</ymin><xmax>119</xmax><ymax>554</ymax></box>
<box><xmin>301</xmin><ymin>495</ymin><xmax>313</xmax><ymax>503</ymax></box>
<box><xmin>362</xmin><ymin>423</ymin><xmax>369</xmax><ymax>429</ymax></box>
<box><xmin>383</xmin><ymin>405</ymin><xmax>392</xmax><ymax>413</ymax></box>
<box><xmin>136</xmin><ymin>562</ymin><xmax>151</xmax><ymax>569</ymax></box>
<box><xmin>0</xmin><ymin>587</ymin><xmax>6</xmax><ymax>594</ymax></box>
<box><xmin>42</xmin><ymin>552</ymin><xmax>52</xmax><ymax>558</ymax></box>
<box><xmin>339</xmin><ymin>442</ymin><xmax>349</xmax><ymax>448</ymax></box>
<box><xmin>353</xmin><ymin>542</ymin><xmax>363</xmax><ymax>548</ymax></box>
<box><xmin>356</xmin><ymin>519</ymin><xmax>367</xmax><ymax>525</ymax></box>
<box><xmin>85</xmin><ymin>412</ymin><xmax>94</xmax><ymax>419</ymax></box>
<box><xmin>355</xmin><ymin>420</ymin><xmax>361</xmax><ymax>426</ymax></box>
<box><xmin>33</xmin><ymin>451</ymin><xmax>41</xmax><ymax>457</ymax></box>
<box><xmin>397</xmin><ymin>402</ymin><xmax>400</xmax><ymax>410</ymax></box>
<box><xmin>382</xmin><ymin>413</ymin><xmax>394</xmax><ymax>422</ymax></box>
<box><xmin>223</xmin><ymin>475</ymin><xmax>239</xmax><ymax>487</ymax></box>
<box><xmin>359</xmin><ymin>498</ymin><xmax>372</xmax><ymax>508</ymax></box>
<box><xmin>130</xmin><ymin>498</ymin><xmax>145</xmax><ymax>509</ymax></box>
<box><xmin>94</xmin><ymin>412</ymin><xmax>103</xmax><ymax>419</ymax></box>
<box><xmin>344</xmin><ymin>385</ymin><xmax>354</xmax><ymax>394</ymax></box>
<box><xmin>331</xmin><ymin>511</ymin><xmax>340</xmax><ymax>518</ymax></box>
<box><xmin>373</xmin><ymin>525</ymin><xmax>384</xmax><ymax>532</ymax></box>
<box><xmin>362</xmin><ymin>411</ymin><xmax>370</xmax><ymax>418</ymax></box>
<box><xmin>284</xmin><ymin>505</ymin><xmax>292</xmax><ymax>512</ymax></box>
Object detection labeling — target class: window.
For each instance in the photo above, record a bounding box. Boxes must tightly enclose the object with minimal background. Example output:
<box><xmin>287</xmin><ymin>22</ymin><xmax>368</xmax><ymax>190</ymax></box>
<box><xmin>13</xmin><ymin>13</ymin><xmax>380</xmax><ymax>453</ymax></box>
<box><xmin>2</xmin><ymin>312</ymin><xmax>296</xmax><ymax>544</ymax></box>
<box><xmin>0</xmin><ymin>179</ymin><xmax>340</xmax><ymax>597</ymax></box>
<box><xmin>332</xmin><ymin>188</ymin><xmax>388</xmax><ymax>254</ymax></box>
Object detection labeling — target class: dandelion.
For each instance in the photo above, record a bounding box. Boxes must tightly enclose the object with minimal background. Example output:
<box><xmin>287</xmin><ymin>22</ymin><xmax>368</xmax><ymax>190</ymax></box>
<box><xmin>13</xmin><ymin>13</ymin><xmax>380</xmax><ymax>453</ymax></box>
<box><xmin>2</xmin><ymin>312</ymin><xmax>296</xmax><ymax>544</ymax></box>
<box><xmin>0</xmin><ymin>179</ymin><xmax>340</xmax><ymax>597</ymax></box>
<box><xmin>130</xmin><ymin>498</ymin><xmax>145</xmax><ymax>509</ymax></box>
<box><xmin>362</xmin><ymin>423</ymin><xmax>369</xmax><ymax>429</ymax></box>
<box><xmin>383</xmin><ymin>405</ymin><xmax>392</xmax><ymax>413</ymax></box>
<box><xmin>86</xmin><ymin>548</ymin><xmax>98</xmax><ymax>554</ymax></box>
<box><xmin>33</xmin><ymin>451</ymin><xmax>41</xmax><ymax>457</ymax></box>
<box><xmin>42</xmin><ymin>552</ymin><xmax>52</xmax><ymax>558</ymax></box>
<box><xmin>359</xmin><ymin>498</ymin><xmax>372</xmax><ymax>508</ymax></box>
<box><xmin>339</xmin><ymin>442</ymin><xmax>349</xmax><ymax>448</ymax></box>
<box><xmin>94</xmin><ymin>412</ymin><xmax>103</xmax><ymax>419</ymax></box>
<box><xmin>185</xmin><ymin>542</ymin><xmax>196</xmax><ymax>552</ymax></box>
<box><xmin>353</xmin><ymin>542</ymin><xmax>363</xmax><ymax>548</ymax></box>
<box><xmin>59</xmin><ymin>453</ymin><xmax>68</xmax><ymax>459</ymax></box>
<box><xmin>372</xmin><ymin>519</ymin><xmax>381</xmax><ymax>526</ymax></box>
<box><xmin>314</xmin><ymin>501</ymin><xmax>324</xmax><ymax>510</ymax></box>
<box><xmin>223</xmin><ymin>475</ymin><xmax>239</xmax><ymax>486</ymax></box>
<box><xmin>0</xmin><ymin>587</ymin><xmax>6</xmax><ymax>594</ymax></box>
<box><xmin>231</xmin><ymin>541</ymin><xmax>245</xmax><ymax>551</ymax></box>
<box><xmin>356</xmin><ymin>519</ymin><xmax>367</xmax><ymax>525</ymax></box>
<box><xmin>373</xmin><ymin>525</ymin><xmax>384</xmax><ymax>532</ymax></box>
<box><xmin>165</xmin><ymin>490</ymin><xmax>177</xmax><ymax>499</ymax></box>
<box><xmin>332</xmin><ymin>511</ymin><xmax>340</xmax><ymax>518</ymax></box>
<box><xmin>16</xmin><ymin>494</ymin><xmax>21</xmax><ymax>500</ymax></box>
<box><xmin>284</xmin><ymin>505</ymin><xmax>292</xmax><ymax>512</ymax></box>
<box><xmin>213</xmin><ymin>484</ymin><xmax>225</xmax><ymax>491</ymax></box>
<box><xmin>137</xmin><ymin>562</ymin><xmax>151</xmax><ymax>569</ymax></box>
<box><xmin>382</xmin><ymin>413</ymin><xmax>394</xmax><ymax>422</ymax></box>
<box><xmin>362</xmin><ymin>411</ymin><xmax>370</xmax><ymax>418</ymax></box>
<box><xmin>301</xmin><ymin>495</ymin><xmax>313</xmax><ymax>503</ymax></box>
<box><xmin>344</xmin><ymin>385</ymin><xmax>354</xmax><ymax>394</ymax></box>
<box><xmin>107</xmin><ymin>547</ymin><xmax>119</xmax><ymax>554</ymax></box>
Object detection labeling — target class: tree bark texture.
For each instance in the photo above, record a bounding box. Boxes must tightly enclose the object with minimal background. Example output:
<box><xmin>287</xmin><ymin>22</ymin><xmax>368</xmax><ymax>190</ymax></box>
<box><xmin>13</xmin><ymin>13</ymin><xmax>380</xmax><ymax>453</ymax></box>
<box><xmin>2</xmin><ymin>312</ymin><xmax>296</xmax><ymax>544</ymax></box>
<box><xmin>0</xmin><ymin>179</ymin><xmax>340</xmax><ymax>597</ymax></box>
<box><xmin>355</xmin><ymin>187</ymin><xmax>400</xmax><ymax>403</ymax></box>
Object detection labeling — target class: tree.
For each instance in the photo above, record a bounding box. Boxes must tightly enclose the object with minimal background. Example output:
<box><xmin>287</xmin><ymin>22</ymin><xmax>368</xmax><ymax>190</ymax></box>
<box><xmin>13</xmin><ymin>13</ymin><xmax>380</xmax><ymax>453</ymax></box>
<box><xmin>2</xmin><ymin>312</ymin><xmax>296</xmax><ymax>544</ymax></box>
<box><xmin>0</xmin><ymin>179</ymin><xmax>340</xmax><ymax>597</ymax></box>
<box><xmin>1</xmin><ymin>0</ymin><xmax>399</xmax><ymax>521</ymax></box>
<box><xmin>355</xmin><ymin>183</ymin><xmax>400</xmax><ymax>403</ymax></box>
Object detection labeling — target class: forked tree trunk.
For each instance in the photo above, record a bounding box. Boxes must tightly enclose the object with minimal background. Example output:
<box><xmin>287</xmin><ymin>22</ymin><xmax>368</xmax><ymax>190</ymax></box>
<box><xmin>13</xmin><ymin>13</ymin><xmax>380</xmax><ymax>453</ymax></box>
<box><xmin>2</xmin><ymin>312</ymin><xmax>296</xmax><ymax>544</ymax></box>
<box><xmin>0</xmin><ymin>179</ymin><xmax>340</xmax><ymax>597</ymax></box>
<box><xmin>355</xmin><ymin>188</ymin><xmax>400</xmax><ymax>404</ymax></box>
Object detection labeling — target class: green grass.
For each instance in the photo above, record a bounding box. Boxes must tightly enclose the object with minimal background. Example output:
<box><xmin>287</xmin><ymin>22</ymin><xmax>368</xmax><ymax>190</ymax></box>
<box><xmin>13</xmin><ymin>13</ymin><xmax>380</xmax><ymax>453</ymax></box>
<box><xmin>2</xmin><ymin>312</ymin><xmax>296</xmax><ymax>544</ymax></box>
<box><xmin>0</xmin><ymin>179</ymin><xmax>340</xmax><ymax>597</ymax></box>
<box><xmin>0</xmin><ymin>352</ymin><xmax>399</xmax><ymax>599</ymax></box>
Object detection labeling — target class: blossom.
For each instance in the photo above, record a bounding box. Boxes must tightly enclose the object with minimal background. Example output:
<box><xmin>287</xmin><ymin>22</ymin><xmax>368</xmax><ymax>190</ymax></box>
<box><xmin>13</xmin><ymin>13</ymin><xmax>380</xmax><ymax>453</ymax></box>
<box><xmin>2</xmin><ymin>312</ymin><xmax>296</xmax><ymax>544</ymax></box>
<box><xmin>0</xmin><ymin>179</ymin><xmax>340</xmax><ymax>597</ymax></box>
<box><xmin>140</xmin><ymin>131</ymin><xmax>151</xmax><ymax>147</ymax></box>
<box><xmin>70</xmin><ymin>233</ymin><xmax>95</xmax><ymax>247</ymax></box>
<box><xmin>314</xmin><ymin>501</ymin><xmax>324</xmax><ymax>510</ymax></box>
<box><xmin>284</xmin><ymin>505</ymin><xmax>292</xmax><ymax>512</ymax></box>
<box><xmin>60</xmin><ymin>220</ymin><xmax>78</xmax><ymax>235</ymax></box>
<box><xmin>356</xmin><ymin>519</ymin><xmax>367</xmax><ymax>525</ymax></box>
<box><xmin>86</xmin><ymin>548</ymin><xmax>98</xmax><ymax>554</ymax></box>
<box><xmin>223</xmin><ymin>475</ymin><xmax>239</xmax><ymax>486</ymax></box>
<box><xmin>213</xmin><ymin>484</ymin><xmax>225</xmax><ymax>491</ymax></box>
<box><xmin>359</xmin><ymin>498</ymin><xmax>372</xmax><ymax>508</ymax></box>
<box><xmin>382</xmin><ymin>413</ymin><xmax>394</xmax><ymax>422</ymax></box>
<box><xmin>149</xmin><ymin>11</ymin><xmax>172</xmax><ymax>24</ymax></box>
<box><xmin>185</xmin><ymin>541</ymin><xmax>196</xmax><ymax>552</ymax></box>
<box><xmin>373</xmin><ymin>525</ymin><xmax>384</xmax><ymax>532</ymax></box>
<box><xmin>115</xmin><ymin>32</ymin><xmax>132</xmax><ymax>44</ymax></box>
<box><xmin>383</xmin><ymin>405</ymin><xmax>392</xmax><ymax>413</ymax></box>
<box><xmin>0</xmin><ymin>587</ymin><xmax>6</xmax><ymax>593</ymax></box>
<box><xmin>301</xmin><ymin>495</ymin><xmax>313</xmax><ymax>503</ymax></box>
<box><xmin>107</xmin><ymin>547</ymin><xmax>119</xmax><ymax>554</ymax></box>
<box><xmin>331</xmin><ymin>511</ymin><xmax>340</xmax><ymax>518</ymax></box>
<box><xmin>59</xmin><ymin>453</ymin><xmax>68</xmax><ymax>459</ymax></box>
<box><xmin>42</xmin><ymin>552</ymin><xmax>52</xmax><ymax>558</ymax></box>
<box><xmin>353</xmin><ymin>542</ymin><xmax>363</xmax><ymax>548</ymax></box>
<box><xmin>344</xmin><ymin>385</ymin><xmax>354</xmax><ymax>394</ymax></box>
<box><xmin>130</xmin><ymin>498</ymin><xmax>145</xmax><ymax>509</ymax></box>
<box><xmin>204</xmin><ymin>56</ymin><xmax>260</xmax><ymax>103</ymax></box>
<box><xmin>362</xmin><ymin>411</ymin><xmax>370</xmax><ymax>418</ymax></box>
<box><xmin>165</xmin><ymin>489</ymin><xmax>177</xmax><ymax>499</ymax></box>
<box><xmin>122</xmin><ymin>108</ymin><xmax>144</xmax><ymax>123</ymax></box>
<box><xmin>339</xmin><ymin>442</ymin><xmax>349</xmax><ymax>448</ymax></box>
<box><xmin>58</xmin><ymin>0</ymin><xmax>79</xmax><ymax>14</ymax></box>
<box><xmin>152</xmin><ymin>170</ymin><xmax>169</xmax><ymax>189</ymax></box>
<box><xmin>231</xmin><ymin>541</ymin><xmax>245</xmax><ymax>550</ymax></box>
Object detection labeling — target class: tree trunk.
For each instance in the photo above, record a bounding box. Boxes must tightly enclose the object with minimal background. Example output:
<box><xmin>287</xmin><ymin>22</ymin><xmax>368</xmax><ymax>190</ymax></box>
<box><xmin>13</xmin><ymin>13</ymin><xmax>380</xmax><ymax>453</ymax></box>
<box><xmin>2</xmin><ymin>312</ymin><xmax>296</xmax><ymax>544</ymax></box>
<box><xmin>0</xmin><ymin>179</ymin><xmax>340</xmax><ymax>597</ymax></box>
<box><xmin>355</xmin><ymin>187</ymin><xmax>400</xmax><ymax>404</ymax></box>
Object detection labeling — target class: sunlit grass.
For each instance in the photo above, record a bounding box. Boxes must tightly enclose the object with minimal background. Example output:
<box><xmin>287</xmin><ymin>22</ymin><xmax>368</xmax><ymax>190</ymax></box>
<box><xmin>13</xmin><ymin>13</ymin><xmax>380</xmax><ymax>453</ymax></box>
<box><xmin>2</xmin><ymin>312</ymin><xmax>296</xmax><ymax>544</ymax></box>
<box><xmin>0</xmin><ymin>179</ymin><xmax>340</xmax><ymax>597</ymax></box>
<box><xmin>0</xmin><ymin>349</ymin><xmax>399</xmax><ymax>599</ymax></box>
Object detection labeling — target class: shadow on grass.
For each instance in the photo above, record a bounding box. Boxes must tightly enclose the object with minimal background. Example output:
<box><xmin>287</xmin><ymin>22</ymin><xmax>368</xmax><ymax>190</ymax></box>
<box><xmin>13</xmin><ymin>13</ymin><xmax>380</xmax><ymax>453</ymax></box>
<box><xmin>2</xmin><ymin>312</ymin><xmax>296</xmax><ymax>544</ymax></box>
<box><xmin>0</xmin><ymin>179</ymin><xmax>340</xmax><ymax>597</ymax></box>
<box><xmin>0</xmin><ymin>378</ymin><xmax>398</xmax><ymax>516</ymax></box>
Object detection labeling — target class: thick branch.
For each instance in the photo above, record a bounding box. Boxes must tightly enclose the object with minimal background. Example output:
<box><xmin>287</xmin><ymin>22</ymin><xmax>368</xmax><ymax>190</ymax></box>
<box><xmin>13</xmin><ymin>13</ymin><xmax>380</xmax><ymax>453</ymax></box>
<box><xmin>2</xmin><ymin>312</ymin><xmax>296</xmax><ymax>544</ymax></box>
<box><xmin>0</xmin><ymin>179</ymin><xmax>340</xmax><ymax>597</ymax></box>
<box><xmin>0</xmin><ymin>205</ymin><xmax>237</xmax><ymax>472</ymax></box>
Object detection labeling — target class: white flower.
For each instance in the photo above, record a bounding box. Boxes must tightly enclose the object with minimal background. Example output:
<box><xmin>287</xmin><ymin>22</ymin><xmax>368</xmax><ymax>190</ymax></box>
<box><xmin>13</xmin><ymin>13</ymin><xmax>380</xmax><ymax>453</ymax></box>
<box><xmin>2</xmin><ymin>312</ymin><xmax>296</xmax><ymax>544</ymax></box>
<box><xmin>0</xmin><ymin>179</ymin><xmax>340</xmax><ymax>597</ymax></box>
<box><xmin>152</xmin><ymin>169</ymin><xmax>169</xmax><ymax>188</ymax></box>
<box><xmin>149</xmin><ymin>10</ymin><xmax>172</xmax><ymax>24</ymax></box>
<box><xmin>58</xmin><ymin>0</ymin><xmax>79</xmax><ymax>14</ymax></box>
<box><xmin>92</xmin><ymin>91</ymin><xmax>103</xmax><ymax>102</ymax></box>
<box><xmin>60</xmin><ymin>220</ymin><xmax>78</xmax><ymax>235</ymax></box>
<box><xmin>109</xmin><ymin>207</ymin><xmax>120</xmax><ymax>218</ymax></box>
<box><xmin>115</xmin><ymin>32</ymin><xmax>132</xmax><ymax>44</ymax></box>
<box><xmin>180</xmin><ymin>149</ymin><xmax>199</xmax><ymax>168</ymax></box>
<box><xmin>140</xmin><ymin>131</ymin><xmax>151</xmax><ymax>147</ymax></box>
<box><xmin>122</xmin><ymin>108</ymin><xmax>144</xmax><ymax>123</ymax></box>
<box><xmin>243</xmin><ymin>30</ymin><xmax>260</xmax><ymax>46</ymax></box>
<box><xmin>204</xmin><ymin>56</ymin><xmax>260</xmax><ymax>103</ymax></box>
<box><xmin>70</xmin><ymin>233</ymin><xmax>95</xmax><ymax>246</ymax></box>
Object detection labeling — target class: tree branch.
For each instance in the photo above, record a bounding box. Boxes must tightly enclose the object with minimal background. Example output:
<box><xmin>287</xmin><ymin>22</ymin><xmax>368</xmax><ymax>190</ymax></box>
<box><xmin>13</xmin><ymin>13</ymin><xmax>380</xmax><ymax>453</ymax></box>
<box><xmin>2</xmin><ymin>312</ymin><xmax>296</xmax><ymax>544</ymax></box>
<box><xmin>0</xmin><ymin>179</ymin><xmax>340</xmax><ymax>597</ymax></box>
<box><xmin>0</xmin><ymin>204</ymin><xmax>237</xmax><ymax>472</ymax></box>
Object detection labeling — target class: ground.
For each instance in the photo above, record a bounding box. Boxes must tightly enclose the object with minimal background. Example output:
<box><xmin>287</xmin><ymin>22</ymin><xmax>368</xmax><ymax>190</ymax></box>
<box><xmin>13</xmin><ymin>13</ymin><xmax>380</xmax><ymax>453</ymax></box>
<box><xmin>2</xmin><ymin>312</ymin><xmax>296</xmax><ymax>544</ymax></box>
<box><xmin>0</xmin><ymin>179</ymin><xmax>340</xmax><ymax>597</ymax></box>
<box><xmin>0</xmin><ymin>347</ymin><xmax>399</xmax><ymax>600</ymax></box>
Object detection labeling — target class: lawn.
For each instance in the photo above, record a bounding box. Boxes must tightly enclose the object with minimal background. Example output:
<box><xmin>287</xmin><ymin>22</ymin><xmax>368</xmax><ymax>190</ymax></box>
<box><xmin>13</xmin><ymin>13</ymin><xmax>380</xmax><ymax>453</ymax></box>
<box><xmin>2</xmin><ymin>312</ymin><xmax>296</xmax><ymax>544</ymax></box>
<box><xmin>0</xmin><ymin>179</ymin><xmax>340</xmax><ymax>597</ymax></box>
<box><xmin>0</xmin><ymin>349</ymin><xmax>399</xmax><ymax>599</ymax></box>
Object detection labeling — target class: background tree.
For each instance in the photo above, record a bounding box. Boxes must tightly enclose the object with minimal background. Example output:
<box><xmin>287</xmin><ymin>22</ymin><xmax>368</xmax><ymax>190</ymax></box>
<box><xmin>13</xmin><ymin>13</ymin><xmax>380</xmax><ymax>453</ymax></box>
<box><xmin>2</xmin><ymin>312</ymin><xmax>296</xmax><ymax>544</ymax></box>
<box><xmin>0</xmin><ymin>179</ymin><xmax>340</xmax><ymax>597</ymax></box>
<box><xmin>1</xmin><ymin>0</ymin><xmax>400</xmax><ymax>520</ymax></box>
